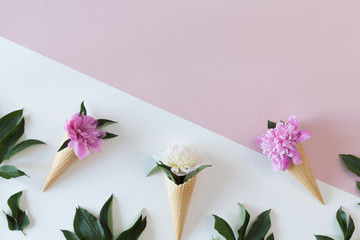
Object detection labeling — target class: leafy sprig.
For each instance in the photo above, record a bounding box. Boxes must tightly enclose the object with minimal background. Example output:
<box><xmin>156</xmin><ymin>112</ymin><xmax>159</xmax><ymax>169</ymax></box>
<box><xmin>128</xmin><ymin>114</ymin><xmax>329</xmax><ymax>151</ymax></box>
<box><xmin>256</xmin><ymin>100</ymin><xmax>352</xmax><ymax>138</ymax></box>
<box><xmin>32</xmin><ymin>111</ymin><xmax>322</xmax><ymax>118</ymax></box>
<box><xmin>314</xmin><ymin>207</ymin><xmax>355</xmax><ymax>240</ymax></box>
<box><xmin>267</xmin><ymin>120</ymin><xmax>277</xmax><ymax>129</ymax></box>
<box><xmin>3</xmin><ymin>191</ymin><xmax>30</xmax><ymax>235</ymax></box>
<box><xmin>0</xmin><ymin>109</ymin><xmax>45</xmax><ymax>179</ymax></box>
<box><xmin>61</xmin><ymin>194</ymin><xmax>147</xmax><ymax>240</ymax></box>
<box><xmin>212</xmin><ymin>203</ymin><xmax>274</xmax><ymax>240</ymax></box>
<box><xmin>339</xmin><ymin>154</ymin><xmax>360</xmax><ymax>192</ymax></box>
<box><xmin>147</xmin><ymin>161</ymin><xmax>211</xmax><ymax>185</ymax></box>
<box><xmin>268</xmin><ymin>120</ymin><xmax>285</xmax><ymax>129</ymax></box>
<box><xmin>58</xmin><ymin>101</ymin><xmax>117</xmax><ymax>152</ymax></box>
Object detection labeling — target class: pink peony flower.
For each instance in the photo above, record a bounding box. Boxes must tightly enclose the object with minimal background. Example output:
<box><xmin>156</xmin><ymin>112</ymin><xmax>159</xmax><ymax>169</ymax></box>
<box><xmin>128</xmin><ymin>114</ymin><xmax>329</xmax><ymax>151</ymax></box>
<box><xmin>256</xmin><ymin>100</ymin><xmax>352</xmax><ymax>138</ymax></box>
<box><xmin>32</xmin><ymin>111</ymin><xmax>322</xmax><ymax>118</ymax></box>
<box><xmin>65</xmin><ymin>113</ymin><xmax>106</xmax><ymax>160</ymax></box>
<box><xmin>256</xmin><ymin>115</ymin><xmax>311</xmax><ymax>171</ymax></box>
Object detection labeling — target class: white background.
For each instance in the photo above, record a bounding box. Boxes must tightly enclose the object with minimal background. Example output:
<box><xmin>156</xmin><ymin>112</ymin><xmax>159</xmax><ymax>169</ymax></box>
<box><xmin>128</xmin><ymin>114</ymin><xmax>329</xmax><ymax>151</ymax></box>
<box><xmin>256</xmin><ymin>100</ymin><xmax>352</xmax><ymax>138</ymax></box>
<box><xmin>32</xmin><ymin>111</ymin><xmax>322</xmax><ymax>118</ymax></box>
<box><xmin>0</xmin><ymin>37</ymin><xmax>359</xmax><ymax>239</ymax></box>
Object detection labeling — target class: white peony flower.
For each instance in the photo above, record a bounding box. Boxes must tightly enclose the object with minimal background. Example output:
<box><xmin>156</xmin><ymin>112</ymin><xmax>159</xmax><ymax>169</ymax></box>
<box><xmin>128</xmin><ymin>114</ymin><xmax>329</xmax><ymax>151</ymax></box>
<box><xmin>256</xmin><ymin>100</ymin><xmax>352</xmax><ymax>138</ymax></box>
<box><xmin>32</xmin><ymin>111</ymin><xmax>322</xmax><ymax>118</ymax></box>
<box><xmin>153</xmin><ymin>144</ymin><xmax>202</xmax><ymax>176</ymax></box>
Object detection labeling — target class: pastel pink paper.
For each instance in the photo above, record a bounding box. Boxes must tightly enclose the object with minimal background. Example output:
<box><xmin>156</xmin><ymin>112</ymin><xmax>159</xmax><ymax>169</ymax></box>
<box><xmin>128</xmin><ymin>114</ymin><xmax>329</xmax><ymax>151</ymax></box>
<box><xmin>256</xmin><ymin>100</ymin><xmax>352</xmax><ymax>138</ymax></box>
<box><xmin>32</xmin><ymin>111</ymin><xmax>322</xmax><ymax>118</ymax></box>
<box><xmin>1</xmin><ymin>0</ymin><xmax>360</xmax><ymax>196</ymax></box>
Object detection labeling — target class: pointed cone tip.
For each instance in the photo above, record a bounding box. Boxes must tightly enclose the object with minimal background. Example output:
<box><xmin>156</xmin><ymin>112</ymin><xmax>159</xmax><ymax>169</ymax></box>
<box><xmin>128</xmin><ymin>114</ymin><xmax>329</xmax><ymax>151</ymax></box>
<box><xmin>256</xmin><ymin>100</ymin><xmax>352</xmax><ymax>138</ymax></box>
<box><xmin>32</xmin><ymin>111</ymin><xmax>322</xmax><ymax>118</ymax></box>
<box><xmin>288</xmin><ymin>143</ymin><xmax>325</xmax><ymax>205</ymax></box>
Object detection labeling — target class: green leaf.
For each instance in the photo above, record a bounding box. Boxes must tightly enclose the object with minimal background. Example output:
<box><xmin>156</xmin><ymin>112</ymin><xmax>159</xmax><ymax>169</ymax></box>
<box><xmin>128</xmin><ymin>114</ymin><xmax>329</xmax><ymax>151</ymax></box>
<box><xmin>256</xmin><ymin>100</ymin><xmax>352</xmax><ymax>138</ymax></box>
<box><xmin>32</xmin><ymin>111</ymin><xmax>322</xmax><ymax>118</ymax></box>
<box><xmin>79</xmin><ymin>101</ymin><xmax>87</xmax><ymax>116</ymax></box>
<box><xmin>61</xmin><ymin>230</ymin><xmax>80</xmax><ymax>240</ymax></box>
<box><xmin>0</xmin><ymin>165</ymin><xmax>27</xmax><ymax>179</ymax></box>
<box><xmin>334</xmin><ymin>207</ymin><xmax>354</xmax><ymax>240</ymax></box>
<box><xmin>3</xmin><ymin>191</ymin><xmax>30</xmax><ymax>235</ymax></box>
<box><xmin>100</xmin><ymin>194</ymin><xmax>113</xmax><ymax>240</ymax></box>
<box><xmin>4</xmin><ymin>212</ymin><xmax>17</xmax><ymax>229</ymax></box>
<box><xmin>237</xmin><ymin>203</ymin><xmax>250</xmax><ymax>240</ymax></box>
<box><xmin>212</xmin><ymin>214</ymin><xmax>236</xmax><ymax>240</ymax></box>
<box><xmin>74</xmin><ymin>207</ymin><xmax>107</xmax><ymax>240</ymax></box>
<box><xmin>4</xmin><ymin>118</ymin><xmax>24</xmax><ymax>150</ymax></box>
<box><xmin>58</xmin><ymin>139</ymin><xmax>71</xmax><ymax>152</ymax></box>
<box><xmin>344</xmin><ymin>215</ymin><xmax>355</xmax><ymax>240</ymax></box>
<box><xmin>102</xmin><ymin>132</ymin><xmax>118</xmax><ymax>139</ymax></box>
<box><xmin>314</xmin><ymin>235</ymin><xmax>335</xmax><ymax>240</ymax></box>
<box><xmin>146</xmin><ymin>165</ymin><xmax>161</xmax><ymax>177</ymax></box>
<box><xmin>266</xmin><ymin>233</ymin><xmax>274</xmax><ymax>240</ymax></box>
<box><xmin>0</xmin><ymin>109</ymin><xmax>23</xmax><ymax>143</ymax></box>
<box><xmin>356</xmin><ymin>181</ymin><xmax>360</xmax><ymax>191</ymax></box>
<box><xmin>156</xmin><ymin>162</ymin><xmax>176</xmax><ymax>183</ymax></box>
<box><xmin>97</xmin><ymin>119</ymin><xmax>117</xmax><ymax>128</ymax></box>
<box><xmin>267</xmin><ymin>120</ymin><xmax>276</xmax><ymax>129</ymax></box>
<box><xmin>336</xmin><ymin>207</ymin><xmax>347</xmax><ymax>236</ymax></box>
<box><xmin>244</xmin><ymin>209</ymin><xmax>271</xmax><ymax>240</ymax></box>
<box><xmin>5</xmin><ymin>139</ymin><xmax>45</xmax><ymax>160</ymax></box>
<box><xmin>184</xmin><ymin>165</ymin><xmax>211</xmax><ymax>182</ymax></box>
<box><xmin>0</xmin><ymin>118</ymin><xmax>25</xmax><ymax>164</ymax></box>
<box><xmin>340</xmin><ymin>154</ymin><xmax>360</xmax><ymax>177</ymax></box>
<box><xmin>63</xmin><ymin>194</ymin><xmax>147</xmax><ymax>240</ymax></box>
<box><xmin>8</xmin><ymin>191</ymin><xmax>22</xmax><ymax>222</ymax></box>
<box><xmin>117</xmin><ymin>210</ymin><xmax>147</xmax><ymax>240</ymax></box>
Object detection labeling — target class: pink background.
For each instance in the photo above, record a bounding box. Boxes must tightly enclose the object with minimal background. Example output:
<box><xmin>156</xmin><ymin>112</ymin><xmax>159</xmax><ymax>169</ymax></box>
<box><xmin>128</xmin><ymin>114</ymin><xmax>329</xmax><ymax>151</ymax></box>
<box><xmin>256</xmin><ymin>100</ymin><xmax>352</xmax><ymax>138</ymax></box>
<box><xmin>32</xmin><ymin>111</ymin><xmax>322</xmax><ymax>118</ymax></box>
<box><xmin>1</xmin><ymin>0</ymin><xmax>360</xmax><ymax>196</ymax></box>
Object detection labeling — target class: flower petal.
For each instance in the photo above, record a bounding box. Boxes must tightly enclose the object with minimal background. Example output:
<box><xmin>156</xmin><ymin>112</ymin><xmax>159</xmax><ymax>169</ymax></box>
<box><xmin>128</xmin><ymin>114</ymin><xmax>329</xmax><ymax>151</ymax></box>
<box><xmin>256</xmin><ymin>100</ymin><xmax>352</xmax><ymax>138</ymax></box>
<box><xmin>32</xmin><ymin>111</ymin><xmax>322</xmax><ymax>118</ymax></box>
<box><xmin>90</xmin><ymin>138</ymin><xmax>103</xmax><ymax>153</ymax></box>
<box><xmin>271</xmin><ymin>157</ymin><xmax>281</xmax><ymax>171</ymax></box>
<box><xmin>287</xmin><ymin>115</ymin><xmax>298</xmax><ymax>128</ymax></box>
<box><xmin>64</xmin><ymin>113</ymin><xmax>107</xmax><ymax>159</ymax></box>
<box><xmin>291</xmin><ymin>150</ymin><xmax>302</xmax><ymax>165</ymax></box>
<box><xmin>280</xmin><ymin>156</ymin><xmax>292</xmax><ymax>171</ymax></box>
<box><xmin>255</xmin><ymin>136</ymin><xmax>263</xmax><ymax>147</ymax></box>
<box><xmin>99</xmin><ymin>130</ymin><xmax>106</xmax><ymax>139</ymax></box>
<box><xmin>68</xmin><ymin>140</ymin><xmax>75</xmax><ymax>148</ymax></box>
<box><xmin>74</xmin><ymin>142</ymin><xmax>89</xmax><ymax>160</ymax></box>
<box><xmin>297</xmin><ymin>130</ymin><xmax>311</xmax><ymax>142</ymax></box>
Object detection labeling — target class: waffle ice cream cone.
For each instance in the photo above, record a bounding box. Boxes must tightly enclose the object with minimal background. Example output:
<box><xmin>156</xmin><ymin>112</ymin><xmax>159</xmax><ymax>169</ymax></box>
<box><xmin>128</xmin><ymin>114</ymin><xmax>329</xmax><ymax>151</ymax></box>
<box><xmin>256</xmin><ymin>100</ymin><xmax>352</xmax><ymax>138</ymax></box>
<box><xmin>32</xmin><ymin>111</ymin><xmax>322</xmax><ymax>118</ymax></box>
<box><xmin>165</xmin><ymin>175</ymin><xmax>197</xmax><ymax>240</ymax></box>
<box><xmin>43</xmin><ymin>135</ymin><xmax>78</xmax><ymax>191</ymax></box>
<box><xmin>287</xmin><ymin>143</ymin><xmax>324</xmax><ymax>204</ymax></box>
